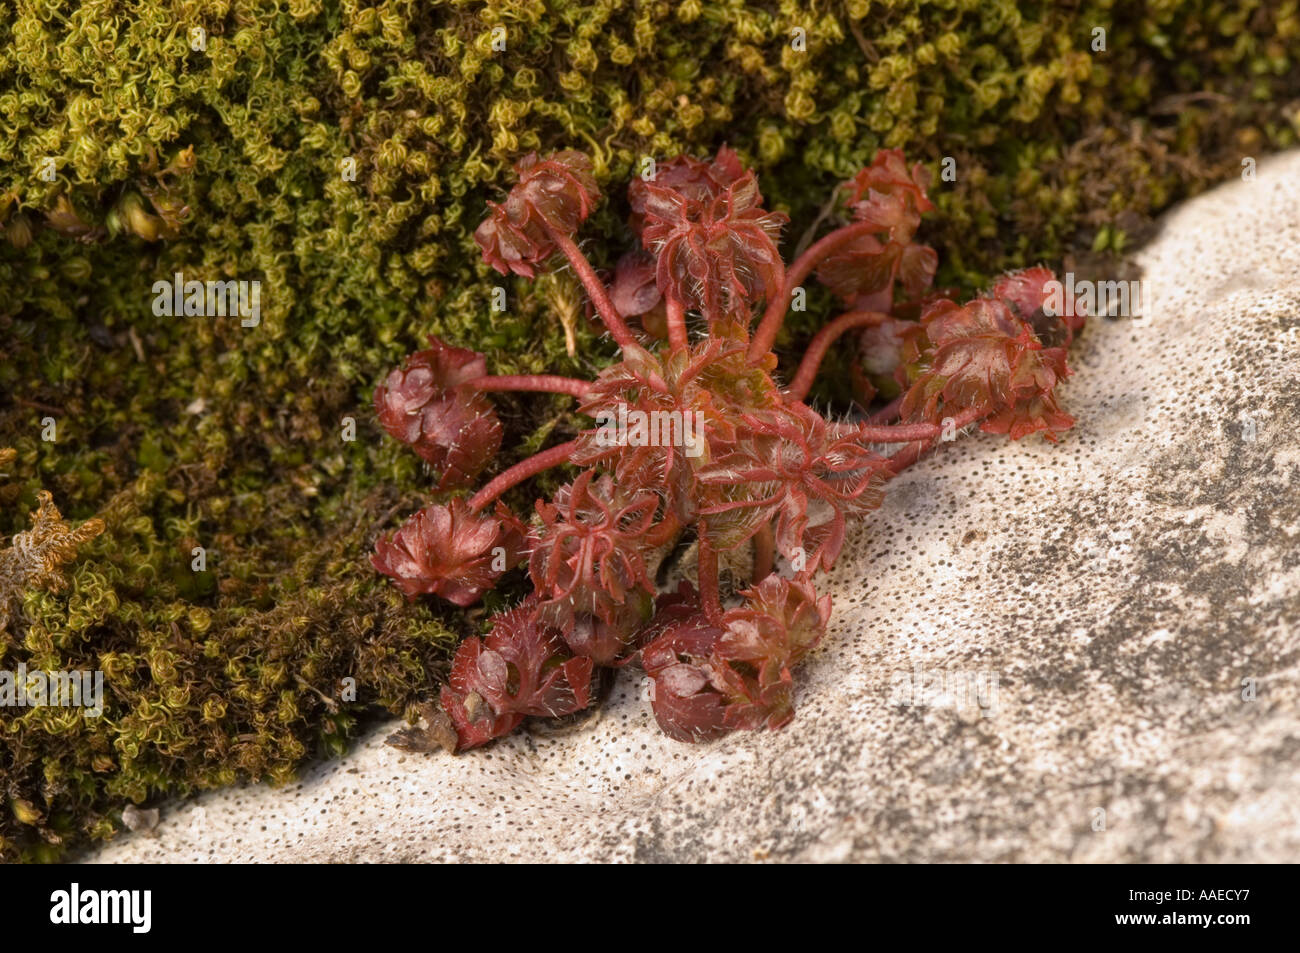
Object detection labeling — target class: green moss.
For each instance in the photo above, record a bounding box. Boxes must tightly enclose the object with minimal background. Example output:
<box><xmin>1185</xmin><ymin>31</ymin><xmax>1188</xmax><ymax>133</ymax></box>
<box><xmin>1</xmin><ymin>0</ymin><xmax>1298</xmax><ymax>861</ymax></box>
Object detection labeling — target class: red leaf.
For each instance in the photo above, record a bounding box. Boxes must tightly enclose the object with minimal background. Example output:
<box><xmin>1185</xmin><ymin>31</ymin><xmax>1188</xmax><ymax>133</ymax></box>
<box><xmin>609</xmin><ymin>249</ymin><xmax>662</xmax><ymax>318</ymax></box>
<box><xmin>816</xmin><ymin>149</ymin><xmax>937</xmax><ymax>307</ymax></box>
<box><xmin>638</xmin><ymin>163</ymin><xmax>787</xmax><ymax>323</ymax></box>
<box><xmin>898</xmin><ymin>242</ymin><xmax>939</xmax><ymax>297</ymax></box>
<box><xmin>371</xmin><ymin>499</ymin><xmax>526</xmax><ymax>605</ymax></box>
<box><xmin>474</xmin><ymin>151</ymin><xmax>601</xmax><ymax>278</ymax></box>
<box><xmin>698</xmin><ymin>403</ymin><xmax>887</xmax><ymax>567</ymax></box>
<box><xmin>989</xmin><ymin>265</ymin><xmax>1086</xmax><ymax>345</ymax></box>
<box><xmin>440</xmin><ymin>597</ymin><xmax>597</xmax><ymax>750</ymax></box>
<box><xmin>627</xmin><ymin>145</ymin><xmax>750</xmax><ymax>237</ymax></box>
<box><xmin>900</xmin><ymin>273</ymin><xmax>1078</xmax><ymax>441</ymax></box>
<box><xmin>843</xmin><ymin>149</ymin><xmax>935</xmax><ymax>226</ymax></box>
<box><xmin>528</xmin><ymin>472</ymin><xmax>659</xmax><ymax>657</ymax></box>
<box><xmin>374</xmin><ymin>336</ymin><xmax>502</xmax><ymax>490</ymax></box>
<box><xmin>639</xmin><ymin>588</ymin><xmax>731</xmax><ymax>743</ymax></box>
<box><xmin>705</xmin><ymin>574</ymin><xmax>832</xmax><ymax>731</ymax></box>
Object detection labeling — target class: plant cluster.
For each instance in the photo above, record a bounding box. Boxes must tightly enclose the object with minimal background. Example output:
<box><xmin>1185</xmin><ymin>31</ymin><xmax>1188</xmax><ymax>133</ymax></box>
<box><xmin>373</xmin><ymin>147</ymin><xmax>1085</xmax><ymax>749</ymax></box>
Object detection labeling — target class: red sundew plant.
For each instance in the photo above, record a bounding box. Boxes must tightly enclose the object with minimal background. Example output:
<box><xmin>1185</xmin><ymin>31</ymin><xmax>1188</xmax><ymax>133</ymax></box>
<box><xmin>372</xmin><ymin>146</ymin><xmax>1087</xmax><ymax>750</ymax></box>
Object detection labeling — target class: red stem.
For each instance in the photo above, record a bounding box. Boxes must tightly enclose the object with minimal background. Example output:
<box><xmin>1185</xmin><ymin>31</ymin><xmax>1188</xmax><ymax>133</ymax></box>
<box><xmin>752</xmin><ymin>523</ymin><xmax>775</xmax><ymax>583</ymax></box>
<box><xmin>748</xmin><ymin>220</ymin><xmax>878</xmax><ymax>362</ymax></box>
<box><xmin>784</xmin><ymin>310</ymin><xmax>888</xmax><ymax>401</ymax></box>
<box><xmin>856</xmin><ymin>421</ymin><xmax>944</xmax><ymax>443</ymax></box>
<box><xmin>545</xmin><ymin>228</ymin><xmax>638</xmax><ymax>350</ymax></box>
<box><xmin>697</xmin><ymin>530</ymin><xmax>723</xmax><ymax>625</ymax></box>
<box><xmin>468</xmin><ymin>440</ymin><xmax>578</xmax><ymax>513</ymax></box>
<box><xmin>666</xmin><ymin>298</ymin><xmax>688</xmax><ymax>353</ymax></box>
<box><xmin>884</xmin><ymin>407</ymin><xmax>985</xmax><ymax>476</ymax></box>
<box><xmin>471</xmin><ymin>374</ymin><xmax>593</xmax><ymax>398</ymax></box>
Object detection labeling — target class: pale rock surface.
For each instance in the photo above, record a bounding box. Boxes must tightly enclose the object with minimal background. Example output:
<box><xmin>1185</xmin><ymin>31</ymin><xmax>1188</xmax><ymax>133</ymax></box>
<box><xmin>88</xmin><ymin>151</ymin><xmax>1300</xmax><ymax>863</ymax></box>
